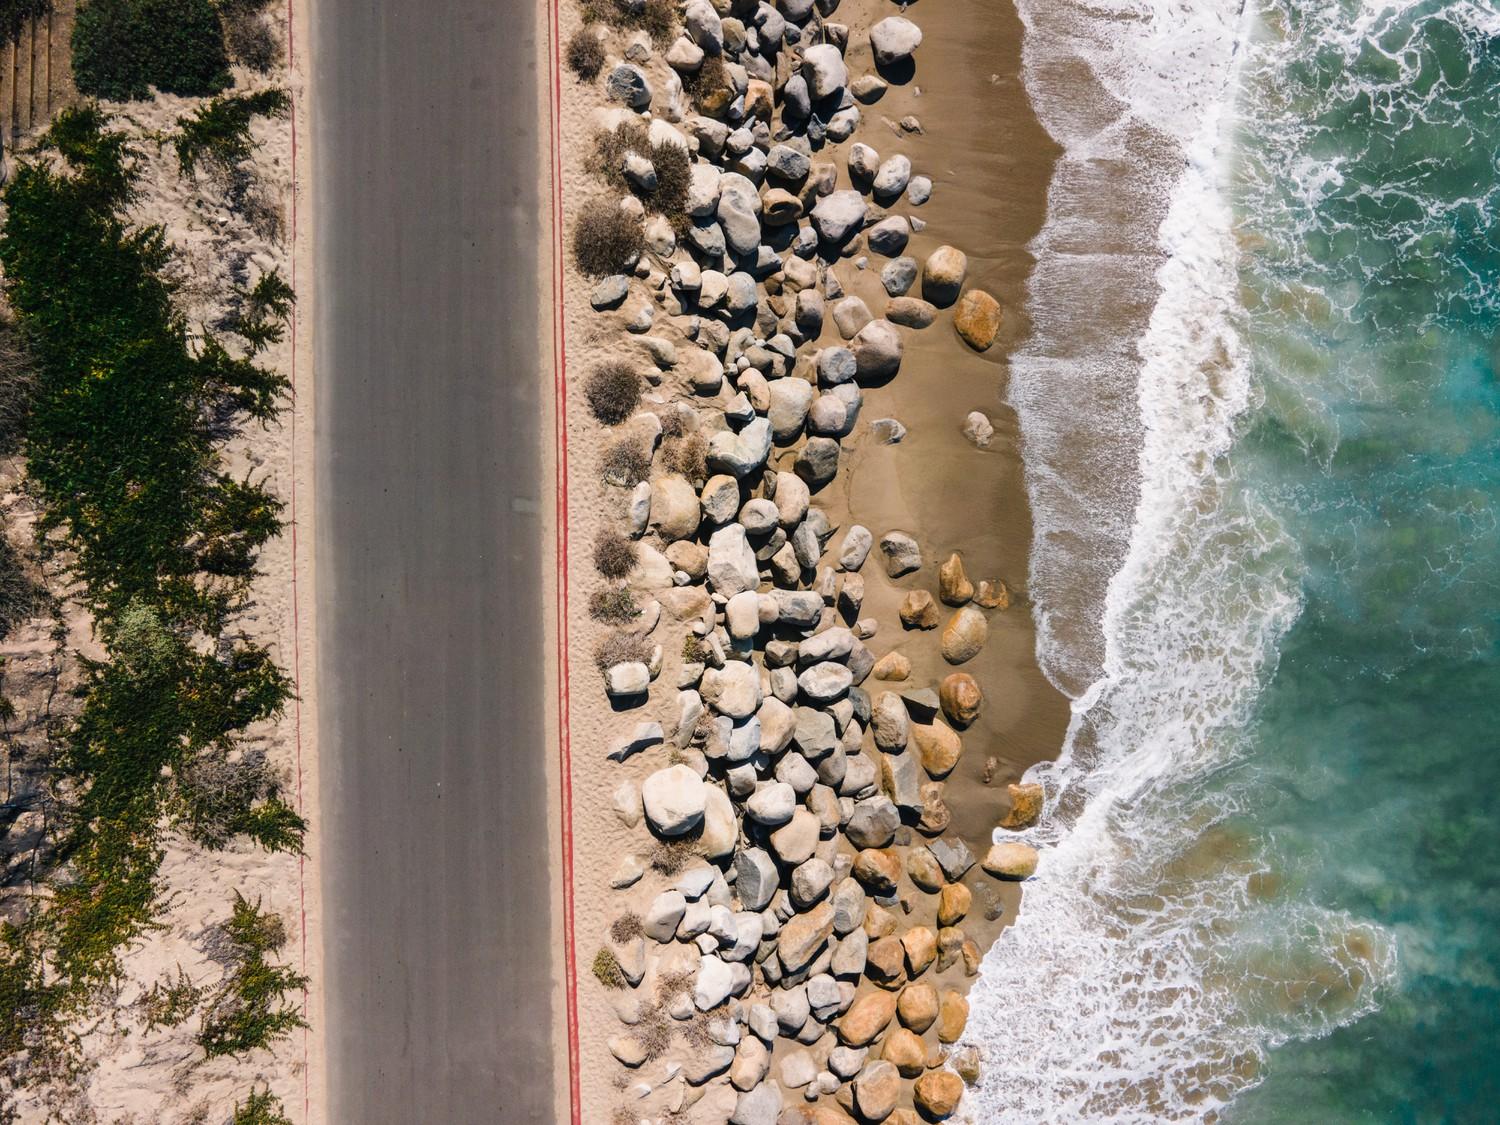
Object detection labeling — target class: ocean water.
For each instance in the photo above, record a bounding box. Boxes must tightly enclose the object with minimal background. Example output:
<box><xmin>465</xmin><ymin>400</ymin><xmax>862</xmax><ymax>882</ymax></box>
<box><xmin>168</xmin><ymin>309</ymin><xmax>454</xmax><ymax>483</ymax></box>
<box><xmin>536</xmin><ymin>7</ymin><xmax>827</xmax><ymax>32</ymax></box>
<box><xmin>967</xmin><ymin>0</ymin><xmax>1500</xmax><ymax>1121</ymax></box>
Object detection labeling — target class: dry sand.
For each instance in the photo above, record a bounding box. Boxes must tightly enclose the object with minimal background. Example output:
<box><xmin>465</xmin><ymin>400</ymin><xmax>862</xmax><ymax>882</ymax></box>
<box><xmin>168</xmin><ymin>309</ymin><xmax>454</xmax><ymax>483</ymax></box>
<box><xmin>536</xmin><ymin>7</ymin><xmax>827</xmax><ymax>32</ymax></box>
<box><xmin>1</xmin><ymin>1</ymin><xmax>324</xmax><ymax>1120</ymax></box>
<box><xmin>551</xmin><ymin>0</ymin><xmax>1068</xmax><ymax>1121</ymax></box>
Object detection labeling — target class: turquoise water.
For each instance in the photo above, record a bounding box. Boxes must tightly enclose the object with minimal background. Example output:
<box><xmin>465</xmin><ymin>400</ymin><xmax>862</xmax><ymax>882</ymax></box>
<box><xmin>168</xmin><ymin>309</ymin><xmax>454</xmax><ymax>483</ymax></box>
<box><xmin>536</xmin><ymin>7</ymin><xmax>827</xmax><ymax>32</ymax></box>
<box><xmin>1227</xmin><ymin>1</ymin><xmax>1500</xmax><ymax>1119</ymax></box>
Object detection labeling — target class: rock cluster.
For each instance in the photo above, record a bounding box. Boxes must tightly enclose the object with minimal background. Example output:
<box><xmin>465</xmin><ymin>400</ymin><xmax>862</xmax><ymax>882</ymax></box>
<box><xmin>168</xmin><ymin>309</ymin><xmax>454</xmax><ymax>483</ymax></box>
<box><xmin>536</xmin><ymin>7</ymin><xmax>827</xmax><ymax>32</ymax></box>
<box><xmin>575</xmin><ymin>0</ymin><xmax>1049</xmax><ymax>1119</ymax></box>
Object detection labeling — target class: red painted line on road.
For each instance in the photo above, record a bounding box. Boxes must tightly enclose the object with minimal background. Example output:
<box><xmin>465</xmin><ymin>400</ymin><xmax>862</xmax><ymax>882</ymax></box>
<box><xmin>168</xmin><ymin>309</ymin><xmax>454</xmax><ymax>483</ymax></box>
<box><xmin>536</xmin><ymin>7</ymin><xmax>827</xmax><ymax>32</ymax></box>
<box><xmin>546</xmin><ymin>1</ymin><xmax>583</xmax><ymax>1123</ymax></box>
<box><xmin>283</xmin><ymin>2</ymin><xmax>310</xmax><ymax>1120</ymax></box>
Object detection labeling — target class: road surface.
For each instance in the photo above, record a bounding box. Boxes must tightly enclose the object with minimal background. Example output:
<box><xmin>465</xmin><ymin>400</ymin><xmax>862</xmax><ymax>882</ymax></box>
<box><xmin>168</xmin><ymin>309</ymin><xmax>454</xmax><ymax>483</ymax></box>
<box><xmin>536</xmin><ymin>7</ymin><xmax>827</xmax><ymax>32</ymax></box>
<box><xmin>313</xmin><ymin>2</ymin><xmax>553</xmax><ymax>1121</ymax></box>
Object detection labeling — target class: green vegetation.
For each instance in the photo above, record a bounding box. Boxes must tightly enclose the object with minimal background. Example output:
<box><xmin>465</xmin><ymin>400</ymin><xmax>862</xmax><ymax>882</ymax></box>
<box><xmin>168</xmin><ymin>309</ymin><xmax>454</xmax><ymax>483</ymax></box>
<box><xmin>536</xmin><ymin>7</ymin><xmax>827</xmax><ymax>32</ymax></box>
<box><xmin>175</xmin><ymin>88</ymin><xmax>290</xmax><ymax>177</ymax></box>
<box><xmin>73</xmin><ymin>0</ymin><xmax>230</xmax><ymax>101</ymax></box>
<box><xmin>592</xmin><ymin>947</ymin><xmax>626</xmax><ymax>990</ymax></box>
<box><xmin>0</xmin><ymin>105</ymin><xmax>300</xmax><ymax>1073</ymax></box>
<box><xmin>233</xmin><ymin>1087</ymin><xmax>293</xmax><ymax>1125</ymax></box>
<box><xmin>0</xmin><ymin>1</ymin><xmax>49</xmax><ymax>47</ymax></box>
<box><xmin>197</xmin><ymin>893</ymin><xmax>307</xmax><ymax>1058</ymax></box>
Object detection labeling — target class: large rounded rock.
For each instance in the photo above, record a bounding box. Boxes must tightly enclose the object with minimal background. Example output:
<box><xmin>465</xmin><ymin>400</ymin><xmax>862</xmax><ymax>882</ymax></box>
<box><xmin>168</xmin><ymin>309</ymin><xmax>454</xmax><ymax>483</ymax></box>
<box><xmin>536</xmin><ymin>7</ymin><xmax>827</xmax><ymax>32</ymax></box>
<box><xmin>873</xmin><ymin>154</ymin><xmax>912</xmax><ymax>200</ymax></box>
<box><xmin>887</xmin><ymin>296</ymin><xmax>936</xmax><ymax>328</ymax></box>
<box><xmin>865</xmin><ymin>215</ymin><xmax>910</xmax><ymax>257</ymax></box>
<box><xmin>899</xmin><ymin>590</ymin><xmax>939</xmax><ymax>629</ymax></box>
<box><xmin>770</xmin><ymin>808</ymin><xmax>820</xmax><ymax>865</ymax></box>
<box><xmin>883</xmin><ymin>1026</ymin><xmax>927</xmax><ymax>1077</ymax></box>
<box><xmin>642</xmin><ymin>765</ymin><xmax>706</xmax><ymax>835</ymax></box>
<box><xmin>702</xmin><ymin>660</ymin><xmax>762</xmax><ymax>719</ymax></box>
<box><xmin>954</xmin><ymin>288</ymin><xmax>1002</xmax><ymax>351</ymax></box>
<box><xmin>768</xmin><ymin>377</ymin><xmax>815</xmax><ymax>443</ymax></box>
<box><xmin>802</xmin><ymin>43</ymin><xmax>849</xmax><ymax>99</ymax></box>
<box><xmin>854</xmin><ymin>1059</ymin><xmax>901</xmax><ymax>1121</ymax></box>
<box><xmin>606</xmin><ymin>63</ymin><xmax>652</xmax><ymax>109</ymax></box>
<box><xmin>939</xmin><ymin>673</ymin><xmax>983</xmax><ymax>727</ymax></box>
<box><xmin>940</xmin><ymin>606</ymin><xmax>988</xmax><ymax>664</ymax></box>
<box><xmin>937</xmin><ymin>988</ymin><xmax>969</xmax><ymax>1042</ymax></box>
<box><xmin>922</xmin><ymin>245</ymin><xmax>968</xmax><ymax>306</ymax></box>
<box><xmin>700</xmin><ymin>784</ymin><xmax>738</xmax><ymax>859</ymax></box>
<box><xmin>778</xmin><ymin>900</ymin><xmax>835</xmax><ymax>972</ymax></box>
<box><xmin>795</xmin><ymin>436</ymin><xmax>841</xmax><ymax>490</ymax></box>
<box><xmin>870</xmin><ymin>15</ymin><xmax>923</xmax><ymax>66</ymax></box>
<box><xmin>707</xmin><ymin>523</ymin><xmax>760</xmax><ymax>597</ymax></box>
<box><xmin>879</xmin><ymin>531</ymin><xmax>922</xmax><ymax>577</ymax></box>
<box><xmin>798</xmin><ymin>661</ymin><xmax>853</xmax><ymax>703</ymax></box>
<box><xmin>851</xmin><ymin>319</ymin><xmax>903</xmax><ymax>382</ymax></box>
<box><xmin>913</xmin><ymin>721</ymin><xmax>962</xmax><ymax>778</ymax></box>
<box><xmin>897</xmin><ymin>981</ymin><xmax>939</xmax><ymax>1032</ymax></box>
<box><xmin>901</xmin><ymin>925</ymin><xmax>937</xmax><ymax>976</ymax></box>
<box><xmin>811</xmin><ymin>190</ymin><xmax>867</xmax><ymax>245</ymax></box>
<box><xmin>914</xmin><ymin>1070</ymin><xmax>965</xmax><ymax>1119</ymax></box>
<box><xmin>699</xmin><ymin>474</ymin><xmax>741</xmax><ymax>525</ymax></box>
<box><xmin>852</xmin><ymin>848</ymin><xmax>902</xmax><ymax>894</ymax></box>
<box><xmin>746</xmin><ymin>780</ymin><xmax>797</xmax><ymax>825</ymax></box>
<box><xmin>838</xmin><ymin>990</ymin><xmax>897</xmax><ymax>1046</ymax></box>
<box><xmin>937</xmin><ymin>882</ymin><xmax>971</xmax><ymax>927</ymax></box>
<box><xmin>983</xmin><ymin>841</ymin><xmax>1039</xmax><ymax>880</ymax></box>
<box><xmin>651</xmin><ymin>474</ymin><xmax>701</xmax><ymax>541</ymax></box>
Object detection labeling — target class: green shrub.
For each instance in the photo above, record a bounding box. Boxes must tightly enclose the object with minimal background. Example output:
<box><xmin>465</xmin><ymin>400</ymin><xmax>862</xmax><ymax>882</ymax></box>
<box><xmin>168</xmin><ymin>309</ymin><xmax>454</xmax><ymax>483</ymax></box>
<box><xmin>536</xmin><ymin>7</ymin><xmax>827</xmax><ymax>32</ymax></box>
<box><xmin>175</xmin><ymin>88</ymin><xmax>290</xmax><ymax>177</ymax></box>
<box><xmin>233</xmin><ymin>1088</ymin><xmax>293</xmax><ymax>1125</ymax></box>
<box><xmin>0</xmin><ymin>1</ymin><xmax>49</xmax><ymax>47</ymax></box>
<box><xmin>592</xmin><ymin>947</ymin><xmax>625</xmax><ymax>989</ymax></box>
<box><xmin>73</xmin><ymin>0</ymin><xmax>230</xmax><ymax>101</ymax></box>
<box><xmin>588</xmin><ymin>585</ymin><xmax>639</xmax><ymax>625</ymax></box>
<box><xmin>197</xmin><ymin>893</ymin><xmax>308</xmax><ymax>1058</ymax></box>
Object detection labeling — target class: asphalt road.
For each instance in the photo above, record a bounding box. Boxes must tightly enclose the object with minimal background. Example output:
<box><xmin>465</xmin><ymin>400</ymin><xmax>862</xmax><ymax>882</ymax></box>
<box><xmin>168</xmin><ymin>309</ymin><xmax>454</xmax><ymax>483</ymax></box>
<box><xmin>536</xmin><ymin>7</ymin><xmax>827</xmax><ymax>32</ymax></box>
<box><xmin>313</xmin><ymin>3</ymin><xmax>553</xmax><ymax>1122</ymax></box>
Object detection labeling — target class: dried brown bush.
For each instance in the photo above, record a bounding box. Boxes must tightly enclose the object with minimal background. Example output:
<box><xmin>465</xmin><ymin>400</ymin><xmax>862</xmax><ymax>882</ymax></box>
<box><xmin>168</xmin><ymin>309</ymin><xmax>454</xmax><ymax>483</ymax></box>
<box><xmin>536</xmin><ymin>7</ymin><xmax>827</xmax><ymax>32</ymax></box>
<box><xmin>566</xmin><ymin>26</ymin><xmax>605</xmax><ymax>80</ymax></box>
<box><xmin>648</xmin><ymin>837</ymin><xmax>698</xmax><ymax>875</ymax></box>
<box><xmin>661</xmin><ymin>432</ymin><xmax>707</xmax><ymax>482</ymax></box>
<box><xmin>573</xmin><ymin>201</ymin><xmax>644</xmax><ymax>279</ymax></box>
<box><xmin>657</xmin><ymin>407</ymin><xmax>692</xmax><ymax>439</ymax></box>
<box><xmin>609</xmin><ymin>912</ymin><xmax>645</xmax><ymax>943</ymax></box>
<box><xmin>579</xmin><ymin>0</ymin><xmax>675</xmax><ymax>45</ymax></box>
<box><xmin>593</xmin><ymin>527</ymin><xmax>638</xmax><ymax>579</ymax></box>
<box><xmin>681</xmin><ymin>54</ymin><xmax>727</xmax><ymax>111</ymax></box>
<box><xmin>593</xmin><ymin>629</ymin><xmax>650</xmax><ymax>672</ymax></box>
<box><xmin>600</xmin><ymin>437</ymin><xmax>650</xmax><ymax>486</ymax></box>
<box><xmin>584</xmin><ymin>360</ymin><xmax>643</xmax><ymax>425</ymax></box>
<box><xmin>591</xmin><ymin>122</ymin><xmax>692</xmax><ymax>227</ymax></box>
<box><xmin>589</xmin><ymin>585</ymin><xmax>640</xmax><ymax>625</ymax></box>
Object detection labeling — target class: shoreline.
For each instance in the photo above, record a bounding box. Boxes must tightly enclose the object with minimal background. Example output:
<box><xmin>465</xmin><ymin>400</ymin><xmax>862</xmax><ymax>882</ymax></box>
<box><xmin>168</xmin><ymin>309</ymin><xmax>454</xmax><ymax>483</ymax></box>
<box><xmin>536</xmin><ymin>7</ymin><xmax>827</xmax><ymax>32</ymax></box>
<box><xmin>552</xmin><ymin>0</ymin><xmax>1071</xmax><ymax>1120</ymax></box>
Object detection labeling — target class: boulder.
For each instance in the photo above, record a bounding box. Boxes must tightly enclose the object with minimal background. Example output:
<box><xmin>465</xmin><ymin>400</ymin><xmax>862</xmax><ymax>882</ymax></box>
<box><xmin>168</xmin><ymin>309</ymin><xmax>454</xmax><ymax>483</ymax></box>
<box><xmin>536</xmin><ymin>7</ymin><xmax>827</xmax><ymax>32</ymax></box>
<box><xmin>811</xmin><ymin>190</ymin><xmax>867</xmax><ymax>245</ymax></box>
<box><xmin>831</xmin><ymin>878</ymin><xmax>868</xmax><ymax>934</ymax></box>
<box><xmin>848</xmin><ymin>141</ymin><xmax>880</xmax><ymax>182</ymax></box>
<box><xmin>837</xmin><ymin>525</ymin><xmax>873</xmax><ymax>571</ymax></box>
<box><xmin>929</xmin><ymin>837</ymin><xmax>975</xmax><ymax>882</ymax></box>
<box><xmin>702</xmin><ymin>660</ymin><xmax>762</xmax><ymax>719</ymax></box>
<box><xmin>707</xmin><ymin>524</ymin><xmax>761</xmax><ymax>597</ymax></box>
<box><xmin>1001</xmin><ymin>781</ymin><xmax>1045</xmax><ymax>829</ymax></box>
<box><xmin>838</xmin><ymin>990</ymin><xmax>897</xmax><ymax>1047</ymax></box>
<box><xmin>886</xmin><ymin>296</ymin><xmax>936</xmax><ymax>328</ymax></box>
<box><xmin>708</xmin><ymin>417</ymin><xmax>774</xmax><ymax>477</ymax></box>
<box><xmin>852</xmin><ymin>848</ymin><xmax>901</xmax><ymax>894</ymax></box>
<box><xmin>894</xmin><ymin>984</ymin><xmax>930</xmax><ymax>1038</ymax></box>
<box><xmin>922</xmin><ymin>245</ymin><xmax>967</xmax><ymax>306</ymax></box>
<box><xmin>954</xmin><ymin>288</ymin><xmax>1002</xmax><ymax>351</ymax></box>
<box><xmin>606</xmin><ymin>63</ymin><xmax>652</xmax><ymax>109</ymax></box>
<box><xmin>845</xmin><ymin>795</ymin><xmax>899</xmax><ymax>849</ymax></box>
<box><xmin>901</xmin><ymin>925</ymin><xmax>937</xmax><ymax>976</ymax></box>
<box><xmin>940</xmin><ymin>606</ymin><xmax>988</xmax><ymax>664</ymax></box>
<box><xmin>746</xmin><ymin>780</ymin><xmax>797</xmax><ymax>825</ymax></box>
<box><xmin>865</xmin><ymin>935</ymin><xmax>904</xmax><ymax>987</ymax></box>
<box><xmin>865</xmin><ymin>215</ymin><xmax>909</xmax><ymax>257</ymax></box>
<box><xmin>938</xmin><ymin>673</ymin><xmax>983</xmax><ymax>727</ymax></box>
<box><xmin>605</xmin><ymin>661</ymin><xmax>650</xmax><ymax>698</ymax></box>
<box><xmin>937</xmin><ymin>989</ymin><xmax>969</xmax><ymax>1042</ymax></box>
<box><xmin>730</xmin><ymin>1082</ymin><xmax>785</xmax><ymax>1125</ymax></box>
<box><xmin>871</xmin><ymin>651</ymin><xmax>911</xmax><ymax>681</ymax></box>
<box><xmin>873</xmin><ymin>154</ymin><xmax>912</xmax><ymax>200</ymax></box>
<box><xmin>937</xmin><ymin>882</ymin><xmax>972</xmax><ymax>927</ymax></box>
<box><xmin>695</xmin><ymin>953</ymin><xmax>735</xmax><ymax>1009</ymax></box>
<box><xmin>801</xmin><ymin>43</ymin><xmax>849</xmax><ymax>99</ymax></box>
<box><xmin>881</xmin><ymin>255</ymin><xmax>918</xmax><ymax>297</ymax></box>
<box><xmin>770</xmin><ymin>808</ymin><xmax>821</xmax><ymax>865</ymax></box>
<box><xmin>768</xmin><ymin>377</ymin><xmax>815</xmax><ymax>443</ymax></box>
<box><xmin>962</xmin><ymin>410</ymin><xmax>994</xmax><ymax>448</ymax></box>
<box><xmin>912</xmin><ymin>723</ymin><xmax>960</xmax><ymax>786</ymax></box>
<box><xmin>645</xmin><ymin>889</ymin><xmax>688</xmax><ymax>942</ymax></box>
<box><xmin>794</xmin><ymin>436</ymin><xmax>840</xmax><ymax>490</ymax></box>
<box><xmin>798</xmin><ymin>661</ymin><xmax>853</xmax><ymax>703</ymax></box>
<box><xmin>975</xmin><ymin>577</ymin><xmax>1012</xmax><ymax>609</ymax></box>
<box><xmin>879</xmin><ymin>531</ymin><xmax>922</xmax><ymax>578</ymax></box>
<box><xmin>983</xmin><ymin>841</ymin><xmax>1039</xmax><ymax>880</ymax></box>
<box><xmin>701</xmin><ymin>786</ymin><xmax>739</xmax><ymax>859</ymax></box>
<box><xmin>642</xmin><ymin>765</ymin><xmax>707</xmax><ymax>836</ymax></box>
<box><xmin>778</xmin><ymin>901</ymin><xmax>836</xmax><ymax>972</ymax></box>
<box><xmin>735</xmin><ymin>846</ymin><xmax>779</xmax><ymax>910</ymax></box>
<box><xmin>870</xmin><ymin>15</ymin><xmax>923</xmax><ymax>65</ymax></box>
<box><xmin>899</xmin><ymin>590</ymin><xmax>940</xmax><ymax>629</ymax></box>
<box><xmin>649</xmin><ymin>474</ymin><xmax>701</xmax><ymax>542</ymax></box>
<box><xmin>883</xmin><ymin>1026</ymin><xmax>926</xmax><ymax>1077</ymax></box>
<box><xmin>871</xmin><ymin>692</ymin><xmax>909</xmax><ymax>751</ymax></box>
<box><xmin>731</xmin><ymin>1036</ymin><xmax>770</xmax><ymax>1091</ymax></box>
<box><xmin>905</xmin><ymin>846</ymin><xmax>944</xmax><ymax>892</ymax></box>
<box><xmin>851</xmin><ymin>320</ymin><xmax>903</xmax><ymax>382</ymax></box>
<box><xmin>853</xmin><ymin>1060</ymin><xmax>901</xmax><ymax>1122</ymax></box>
<box><xmin>832</xmin><ymin>295</ymin><xmax>873</xmax><ymax>339</ymax></box>
<box><xmin>913</xmin><ymin>1070</ymin><xmax>965</xmax><ymax>1119</ymax></box>
<box><xmin>938</xmin><ymin>552</ymin><xmax>974</xmax><ymax>606</ymax></box>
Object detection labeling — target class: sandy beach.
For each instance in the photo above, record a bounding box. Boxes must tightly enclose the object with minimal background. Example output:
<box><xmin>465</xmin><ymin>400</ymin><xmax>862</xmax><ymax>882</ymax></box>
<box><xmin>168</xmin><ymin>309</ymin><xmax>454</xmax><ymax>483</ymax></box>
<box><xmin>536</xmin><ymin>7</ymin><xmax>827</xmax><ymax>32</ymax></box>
<box><xmin>551</xmin><ymin>0</ymin><xmax>1070</xmax><ymax>1119</ymax></box>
